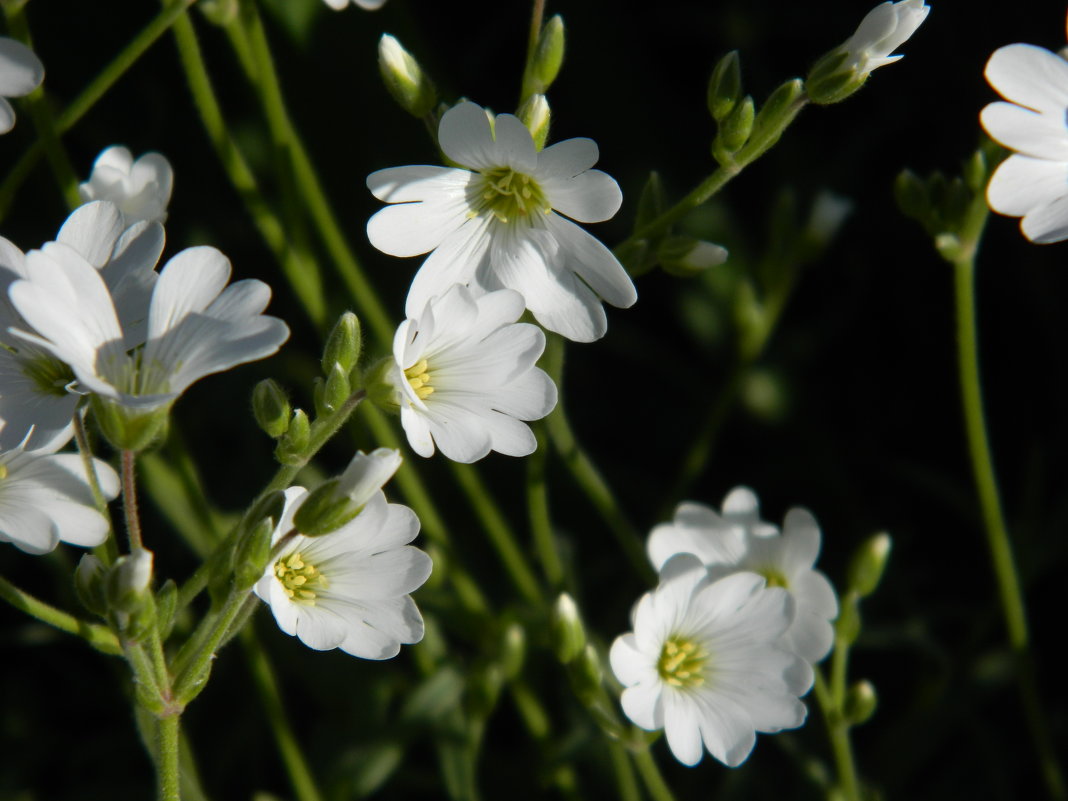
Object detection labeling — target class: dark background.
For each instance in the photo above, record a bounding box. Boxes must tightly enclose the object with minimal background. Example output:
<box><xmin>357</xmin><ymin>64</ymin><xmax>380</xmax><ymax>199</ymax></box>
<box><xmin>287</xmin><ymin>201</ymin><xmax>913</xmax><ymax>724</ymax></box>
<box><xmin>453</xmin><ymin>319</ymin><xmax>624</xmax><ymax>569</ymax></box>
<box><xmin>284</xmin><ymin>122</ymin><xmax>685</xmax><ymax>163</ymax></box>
<box><xmin>2</xmin><ymin>1</ymin><xmax>1067</xmax><ymax>799</ymax></box>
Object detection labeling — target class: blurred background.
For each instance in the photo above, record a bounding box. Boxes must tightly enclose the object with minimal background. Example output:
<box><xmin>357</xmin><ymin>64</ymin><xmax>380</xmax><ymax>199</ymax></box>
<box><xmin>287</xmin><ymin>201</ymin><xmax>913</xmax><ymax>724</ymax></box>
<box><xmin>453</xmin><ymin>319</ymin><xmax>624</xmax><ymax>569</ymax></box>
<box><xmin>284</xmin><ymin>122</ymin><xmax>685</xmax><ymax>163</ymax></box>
<box><xmin>2</xmin><ymin>1</ymin><xmax>1067</xmax><ymax>799</ymax></box>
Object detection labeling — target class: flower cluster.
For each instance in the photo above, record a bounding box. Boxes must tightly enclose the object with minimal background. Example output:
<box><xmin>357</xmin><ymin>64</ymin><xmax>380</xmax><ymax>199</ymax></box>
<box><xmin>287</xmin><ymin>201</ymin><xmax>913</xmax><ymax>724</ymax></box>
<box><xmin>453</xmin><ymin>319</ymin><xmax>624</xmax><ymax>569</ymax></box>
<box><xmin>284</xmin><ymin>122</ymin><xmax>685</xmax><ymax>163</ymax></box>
<box><xmin>611</xmin><ymin>487</ymin><xmax>837</xmax><ymax>767</ymax></box>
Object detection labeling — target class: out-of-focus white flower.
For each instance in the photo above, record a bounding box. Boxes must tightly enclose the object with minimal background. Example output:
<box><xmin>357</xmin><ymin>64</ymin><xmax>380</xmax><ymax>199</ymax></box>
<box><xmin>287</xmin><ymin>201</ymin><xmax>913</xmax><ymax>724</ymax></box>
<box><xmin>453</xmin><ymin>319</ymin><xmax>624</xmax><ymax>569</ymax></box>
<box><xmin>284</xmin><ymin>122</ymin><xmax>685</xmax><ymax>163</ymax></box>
<box><xmin>0</xmin><ymin>441</ymin><xmax>119</xmax><ymax>555</ymax></box>
<box><xmin>367</xmin><ymin>101</ymin><xmax>636</xmax><ymax>342</ymax></box>
<box><xmin>78</xmin><ymin>146</ymin><xmax>174</xmax><ymax>225</ymax></box>
<box><xmin>981</xmin><ymin>44</ymin><xmax>1068</xmax><ymax>243</ymax></box>
<box><xmin>254</xmin><ymin>483</ymin><xmax>431</xmax><ymax>659</ymax></box>
<box><xmin>0</xmin><ymin>37</ymin><xmax>44</xmax><ymax>135</ymax></box>
<box><xmin>610</xmin><ymin>554</ymin><xmax>808</xmax><ymax>767</ymax></box>
<box><xmin>322</xmin><ymin>0</ymin><xmax>386</xmax><ymax>9</ymax></box>
<box><xmin>841</xmin><ymin>0</ymin><xmax>930</xmax><ymax>76</ymax></box>
<box><xmin>9</xmin><ymin>237</ymin><xmax>289</xmax><ymax>414</ymax></box>
<box><xmin>648</xmin><ymin>491</ymin><xmax>838</xmax><ymax>663</ymax></box>
<box><xmin>0</xmin><ymin>202</ymin><xmax>163</xmax><ymax>452</ymax></box>
<box><xmin>386</xmin><ymin>284</ymin><xmax>557</xmax><ymax>463</ymax></box>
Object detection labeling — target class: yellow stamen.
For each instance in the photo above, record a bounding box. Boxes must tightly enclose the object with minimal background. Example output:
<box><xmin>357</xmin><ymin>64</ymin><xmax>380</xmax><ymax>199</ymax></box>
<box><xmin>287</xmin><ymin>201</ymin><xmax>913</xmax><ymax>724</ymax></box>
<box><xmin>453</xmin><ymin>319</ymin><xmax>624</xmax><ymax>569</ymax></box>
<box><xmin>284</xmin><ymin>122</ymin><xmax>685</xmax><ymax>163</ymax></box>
<box><xmin>404</xmin><ymin>359</ymin><xmax>435</xmax><ymax>400</ymax></box>
<box><xmin>274</xmin><ymin>551</ymin><xmax>326</xmax><ymax>604</ymax></box>
<box><xmin>657</xmin><ymin>635</ymin><xmax>709</xmax><ymax>688</ymax></box>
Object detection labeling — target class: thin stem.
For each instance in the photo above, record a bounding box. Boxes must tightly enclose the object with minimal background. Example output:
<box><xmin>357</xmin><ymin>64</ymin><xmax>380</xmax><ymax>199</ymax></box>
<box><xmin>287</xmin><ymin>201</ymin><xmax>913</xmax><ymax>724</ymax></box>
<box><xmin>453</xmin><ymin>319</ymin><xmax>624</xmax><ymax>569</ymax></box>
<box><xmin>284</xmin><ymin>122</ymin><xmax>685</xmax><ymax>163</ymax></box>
<box><xmin>542</xmin><ymin>335</ymin><xmax>652</xmax><ymax>582</ymax></box>
<box><xmin>0</xmin><ymin>0</ymin><xmax>196</xmax><ymax>220</ymax></box>
<box><xmin>0</xmin><ymin>575</ymin><xmax>121</xmax><ymax>654</ymax></box>
<box><xmin>449</xmin><ymin>461</ymin><xmax>542</xmax><ymax>605</ymax></box>
<box><xmin>170</xmin><ymin>10</ymin><xmax>326</xmax><ymax>328</ymax></box>
<box><xmin>813</xmin><ymin>670</ymin><xmax>860</xmax><ymax>801</ymax></box>
<box><xmin>631</xmin><ymin>750</ymin><xmax>677</xmax><ymax>801</ymax></box>
<box><xmin>241</xmin><ymin>629</ymin><xmax>326</xmax><ymax>801</ymax></box>
<box><xmin>157</xmin><ymin>714</ymin><xmax>182</xmax><ymax>801</ymax></box>
<box><xmin>519</xmin><ymin>0</ymin><xmax>547</xmax><ymax>103</ymax></box>
<box><xmin>528</xmin><ymin>424</ymin><xmax>563</xmax><ymax>588</ymax></box>
<box><xmin>608</xmin><ymin>741</ymin><xmax>642</xmax><ymax>801</ymax></box>
<box><xmin>74</xmin><ymin>410</ymin><xmax>119</xmax><ymax>565</ymax></box>
<box><xmin>950</xmin><ymin>200</ymin><xmax>1066</xmax><ymax>800</ymax></box>
<box><xmin>172</xmin><ymin>588</ymin><xmax>247</xmax><ymax>703</ymax></box>
<box><xmin>122</xmin><ymin>450</ymin><xmax>144</xmax><ymax>551</ymax></box>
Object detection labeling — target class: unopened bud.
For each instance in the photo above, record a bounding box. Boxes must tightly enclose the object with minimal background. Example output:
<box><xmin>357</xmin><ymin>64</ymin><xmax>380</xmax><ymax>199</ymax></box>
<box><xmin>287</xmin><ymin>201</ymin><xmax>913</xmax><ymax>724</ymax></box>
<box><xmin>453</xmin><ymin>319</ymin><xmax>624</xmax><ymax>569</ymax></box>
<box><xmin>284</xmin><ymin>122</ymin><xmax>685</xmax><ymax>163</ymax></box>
<box><xmin>107</xmin><ymin>548</ymin><xmax>154</xmax><ymax>613</ymax></box>
<box><xmin>848</xmin><ymin>533</ymin><xmax>891</xmax><ymax>597</ymax></box>
<box><xmin>659</xmin><ymin>236</ymin><xmax>728</xmax><ymax>277</ymax></box>
<box><xmin>275</xmin><ymin>409</ymin><xmax>310</xmax><ymax>465</ymax></box>
<box><xmin>551</xmin><ymin>593</ymin><xmax>586</xmax><ymax>663</ymax></box>
<box><xmin>707</xmin><ymin>50</ymin><xmax>742</xmax><ymax>121</ymax></box>
<box><xmin>321</xmin><ymin>362</ymin><xmax>352</xmax><ymax>414</ymax></box>
<box><xmin>500</xmin><ymin>623</ymin><xmax>526</xmax><ymax>680</ymax></box>
<box><xmin>378</xmin><ymin>34</ymin><xmax>437</xmax><ymax>118</ymax></box>
<box><xmin>518</xmin><ymin>94</ymin><xmax>551</xmax><ymax>150</ymax></box>
<box><xmin>844</xmin><ymin>679</ymin><xmax>878</xmax><ymax>725</ymax></box>
<box><xmin>635</xmin><ymin>171</ymin><xmax>664</xmax><ymax>230</ymax></box>
<box><xmin>530</xmin><ymin>15</ymin><xmax>565</xmax><ymax>93</ymax></box>
<box><xmin>835</xmin><ymin>592</ymin><xmax>861</xmax><ymax>646</ymax></box>
<box><xmin>717</xmin><ymin>95</ymin><xmax>754</xmax><ymax>154</ymax></box>
<box><xmin>253</xmin><ymin>379</ymin><xmax>291</xmax><ymax>439</ymax></box>
<box><xmin>74</xmin><ymin>554</ymin><xmax>108</xmax><ymax>616</ymax></box>
<box><xmin>235</xmin><ymin>518</ymin><xmax>276</xmax><ymax>589</ymax></box>
<box><xmin>322</xmin><ymin>312</ymin><xmax>363</xmax><ymax>376</ymax></box>
<box><xmin>750</xmin><ymin>79</ymin><xmax>805</xmax><ymax>153</ymax></box>
<box><xmin>569</xmin><ymin>643</ymin><xmax>604</xmax><ymax>704</ymax></box>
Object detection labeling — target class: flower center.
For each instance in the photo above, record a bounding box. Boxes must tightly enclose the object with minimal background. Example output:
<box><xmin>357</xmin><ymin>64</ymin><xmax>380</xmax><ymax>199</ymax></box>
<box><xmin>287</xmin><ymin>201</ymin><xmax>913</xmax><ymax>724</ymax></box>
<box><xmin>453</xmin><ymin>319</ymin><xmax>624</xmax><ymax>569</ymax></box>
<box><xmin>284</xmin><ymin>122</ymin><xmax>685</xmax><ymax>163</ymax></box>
<box><xmin>657</xmin><ymin>635</ymin><xmax>709</xmax><ymax>688</ymax></box>
<box><xmin>474</xmin><ymin>167</ymin><xmax>550</xmax><ymax>224</ymax></box>
<box><xmin>20</xmin><ymin>350</ymin><xmax>76</xmax><ymax>398</ymax></box>
<box><xmin>404</xmin><ymin>358</ymin><xmax>434</xmax><ymax>399</ymax></box>
<box><xmin>274</xmin><ymin>551</ymin><xmax>326</xmax><ymax>604</ymax></box>
<box><xmin>761</xmin><ymin>570</ymin><xmax>789</xmax><ymax>589</ymax></box>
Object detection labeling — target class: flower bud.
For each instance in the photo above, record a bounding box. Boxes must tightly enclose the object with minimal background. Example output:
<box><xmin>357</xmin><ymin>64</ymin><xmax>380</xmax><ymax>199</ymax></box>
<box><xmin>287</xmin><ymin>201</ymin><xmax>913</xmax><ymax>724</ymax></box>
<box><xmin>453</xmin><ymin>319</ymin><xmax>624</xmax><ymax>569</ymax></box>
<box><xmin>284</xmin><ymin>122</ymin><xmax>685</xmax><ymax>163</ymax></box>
<box><xmin>835</xmin><ymin>592</ymin><xmax>861</xmax><ymax>647</ymax></box>
<box><xmin>518</xmin><ymin>93</ymin><xmax>551</xmax><ymax>150</ymax></box>
<box><xmin>293</xmin><ymin>449</ymin><xmax>402</xmax><ymax>537</ymax></box>
<box><xmin>378</xmin><ymin>34</ymin><xmax>437</xmax><ymax>118</ymax></box>
<box><xmin>707</xmin><ymin>50</ymin><xmax>742</xmax><ymax>121</ymax></box>
<box><xmin>275</xmin><ymin>409</ymin><xmax>310</xmax><ymax>465</ymax></box>
<box><xmin>320</xmin><ymin>362</ymin><xmax>352</xmax><ymax>415</ymax></box>
<box><xmin>322</xmin><ymin>311</ymin><xmax>362</xmax><ymax>377</ymax></box>
<box><xmin>234</xmin><ymin>517</ymin><xmax>276</xmax><ymax>589</ymax></box>
<box><xmin>805</xmin><ymin>191</ymin><xmax>853</xmax><ymax>249</ymax></box>
<box><xmin>894</xmin><ymin>169</ymin><xmax>930</xmax><ymax>223</ymax></box>
<box><xmin>847</xmin><ymin>533</ymin><xmax>891</xmax><ymax>597</ymax></box>
<box><xmin>107</xmin><ymin>548</ymin><xmax>155</xmax><ymax>613</ymax></box>
<box><xmin>500</xmin><ymin>622</ymin><xmax>526</xmax><ymax>680</ymax></box>
<box><xmin>530</xmin><ymin>15</ymin><xmax>565</xmax><ymax>94</ymax></box>
<box><xmin>253</xmin><ymin>379</ymin><xmax>291</xmax><ymax>439</ymax></box>
<box><xmin>551</xmin><ymin>593</ymin><xmax>586</xmax><ymax>664</ymax></box>
<box><xmin>198</xmin><ymin>0</ymin><xmax>238</xmax><ymax>25</ymax></box>
<box><xmin>90</xmin><ymin>395</ymin><xmax>170</xmax><ymax>453</ymax></box>
<box><xmin>844</xmin><ymin>680</ymin><xmax>878</xmax><ymax>725</ymax></box>
<box><xmin>658</xmin><ymin>236</ymin><xmax>728</xmax><ymax>277</ymax></box>
<box><xmin>963</xmin><ymin>149</ymin><xmax>988</xmax><ymax>195</ymax></box>
<box><xmin>749</xmin><ymin>79</ymin><xmax>805</xmax><ymax>153</ymax></box>
<box><xmin>716</xmin><ymin>95</ymin><xmax>754</xmax><ymax>154</ymax></box>
<box><xmin>74</xmin><ymin>554</ymin><xmax>108</xmax><ymax>616</ymax></box>
<box><xmin>568</xmin><ymin>643</ymin><xmax>604</xmax><ymax>704</ymax></box>
<box><xmin>635</xmin><ymin>171</ymin><xmax>664</xmax><ymax>230</ymax></box>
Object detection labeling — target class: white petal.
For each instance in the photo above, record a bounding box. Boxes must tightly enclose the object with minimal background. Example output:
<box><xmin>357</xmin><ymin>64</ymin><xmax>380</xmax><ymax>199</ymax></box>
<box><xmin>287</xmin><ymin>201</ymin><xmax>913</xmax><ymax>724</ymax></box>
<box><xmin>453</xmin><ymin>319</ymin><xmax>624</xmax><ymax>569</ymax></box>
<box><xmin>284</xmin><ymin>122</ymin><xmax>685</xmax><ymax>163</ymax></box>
<box><xmin>400</xmin><ymin>405</ymin><xmax>436</xmax><ymax>457</ymax></box>
<box><xmin>491</xmin><ymin>113</ymin><xmax>538</xmax><ymax>173</ymax></box>
<box><xmin>366</xmin><ymin>171</ymin><xmax>473</xmax><ymax>257</ymax></box>
<box><xmin>0</xmin><ymin>38</ymin><xmax>44</xmax><ymax>98</ymax></box>
<box><xmin>547</xmin><ymin>214</ymin><xmax>636</xmax><ymax>307</ymax></box>
<box><xmin>92</xmin><ymin>145</ymin><xmax>134</xmax><ymax>174</ymax></box>
<box><xmin>610</xmin><ymin>633</ymin><xmax>652</xmax><ymax>687</ymax></box>
<box><xmin>404</xmin><ymin>218</ymin><xmax>492</xmax><ymax>317</ymax></box>
<box><xmin>620</xmin><ymin>681</ymin><xmax>664</xmax><ymax>731</ymax></box>
<box><xmin>663</xmin><ymin>690</ymin><xmax>705</xmax><ymax>766</ymax></box>
<box><xmin>986</xmin><ymin>155</ymin><xmax>1068</xmax><ymax>217</ymax></box>
<box><xmin>294</xmin><ymin>605</ymin><xmax>349</xmax><ymax>650</ymax></box>
<box><xmin>537</xmin><ymin>138</ymin><xmax>600</xmax><ymax>182</ymax></box>
<box><xmin>487</xmin><ymin>365</ymin><xmax>557</xmax><ymax>421</ymax></box>
<box><xmin>691</xmin><ymin>689</ymin><xmax>756</xmax><ymax>767</ymax></box>
<box><xmin>56</xmin><ymin>201</ymin><xmax>124</xmax><ymax>268</ymax></box>
<box><xmin>780</xmin><ymin>508</ymin><xmax>821</xmax><ymax>571</ymax></box>
<box><xmin>148</xmin><ymin>246</ymin><xmax>231</xmax><ymax>338</ymax></box>
<box><xmin>980</xmin><ymin>101</ymin><xmax>1068</xmax><ymax>161</ymax></box>
<box><xmin>367</xmin><ymin>165</ymin><xmax>472</xmax><ymax>203</ymax></box>
<box><xmin>1022</xmin><ymin>193</ymin><xmax>1068</xmax><ymax>243</ymax></box>
<box><xmin>0</xmin><ymin>97</ymin><xmax>13</xmax><ymax>134</ymax></box>
<box><xmin>438</xmin><ymin>102</ymin><xmax>500</xmax><ymax>171</ymax></box>
<box><xmin>543</xmin><ymin>168</ymin><xmax>622</xmax><ymax>224</ymax></box>
<box><xmin>985</xmin><ymin>44</ymin><xmax>1068</xmax><ymax>115</ymax></box>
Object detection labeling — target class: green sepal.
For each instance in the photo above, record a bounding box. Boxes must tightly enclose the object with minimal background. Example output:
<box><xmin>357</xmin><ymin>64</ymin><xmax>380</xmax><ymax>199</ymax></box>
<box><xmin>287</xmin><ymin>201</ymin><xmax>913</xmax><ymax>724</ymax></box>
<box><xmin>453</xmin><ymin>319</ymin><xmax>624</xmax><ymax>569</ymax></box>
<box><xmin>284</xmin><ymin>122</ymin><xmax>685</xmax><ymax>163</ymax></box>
<box><xmin>749</xmin><ymin>79</ymin><xmax>805</xmax><ymax>156</ymax></box>
<box><xmin>318</xmin><ymin>362</ymin><xmax>351</xmax><ymax>415</ymax></box>
<box><xmin>378</xmin><ymin>34</ymin><xmax>438</xmax><ymax>118</ymax></box>
<box><xmin>365</xmin><ymin>356</ymin><xmax>400</xmax><ymax>413</ymax></box>
<box><xmin>567</xmin><ymin>644</ymin><xmax>605</xmax><ymax>706</ymax></box>
<box><xmin>74</xmin><ymin>554</ymin><xmax>108</xmax><ymax>616</ymax></box>
<box><xmin>843</xmin><ymin>680</ymin><xmax>878</xmax><ymax>726</ymax></box>
<box><xmin>847</xmin><ymin>533</ymin><xmax>891</xmax><ymax>597</ymax></box>
<box><xmin>894</xmin><ymin>169</ymin><xmax>930</xmax><ymax>224</ymax></box>
<box><xmin>90</xmin><ymin>395</ymin><xmax>170</xmax><ymax>453</ymax></box>
<box><xmin>716</xmin><ymin>94</ymin><xmax>754</xmax><ymax>154</ymax></box>
<box><xmin>155</xmin><ymin>579</ymin><xmax>179</xmax><ymax>640</ymax></box>
<box><xmin>499</xmin><ymin>623</ymin><xmax>526</xmax><ymax>680</ymax></box>
<box><xmin>275</xmin><ymin>409</ymin><xmax>310</xmax><ymax>465</ymax></box>
<box><xmin>198</xmin><ymin>0</ymin><xmax>238</xmax><ymax>25</ymax></box>
<box><xmin>234</xmin><ymin>517</ymin><xmax>276</xmax><ymax>590</ymax></box>
<box><xmin>293</xmin><ymin>478</ymin><xmax>362</xmax><ymax>537</ymax></box>
<box><xmin>550</xmin><ymin>593</ymin><xmax>586</xmax><ymax>664</ymax></box>
<box><xmin>252</xmin><ymin>379</ymin><xmax>291</xmax><ymax>439</ymax></box>
<box><xmin>835</xmin><ymin>592</ymin><xmax>861</xmax><ymax>647</ymax></box>
<box><xmin>517</xmin><ymin>93</ymin><xmax>551</xmax><ymax>150</ymax></box>
<box><xmin>635</xmin><ymin>171</ymin><xmax>664</xmax><ymax>230</ymax></box>
<box><xmin>322</xmin><ymin>311</ymin><xmax>362</xmax><ymax>376</ymax></box>
<box><xmin>963</xmin><ymin>149</ymin><xmax>988</xmax><ymax>195</ymax></box>
<box><xmin>616</xmin><ymin>239</ymin><xmax>656</xmax><ymax>277</ymax></box>
<box><xmin>530</xmin><ymin>15</ymin><xmax>565</xmax><ymax>94</ymax></box>
<box><xmin>467</xmin><ymin>664</ymin><xmax>504</xmax><ymax>720</ymax></box>
<box><xmin>805</xmin><ymin>49</ymin><xmax>857</xmax><ymax>105</ymax></box>
<box><xmin>707</xmin><ymin>50</ymin><xmax>742</xmax><ymax>121</ymax></box>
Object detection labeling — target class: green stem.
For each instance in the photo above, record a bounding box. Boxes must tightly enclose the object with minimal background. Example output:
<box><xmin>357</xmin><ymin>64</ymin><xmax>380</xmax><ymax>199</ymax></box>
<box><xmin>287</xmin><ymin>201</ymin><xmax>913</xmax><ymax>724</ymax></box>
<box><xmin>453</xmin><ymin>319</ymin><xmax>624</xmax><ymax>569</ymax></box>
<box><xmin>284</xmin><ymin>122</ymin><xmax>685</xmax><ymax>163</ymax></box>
<box><xmin>527</xmin><ymin>424</ymin><xmax>563</xmax><ymax>588</ymax></box>
<box><xmin>542</xmin><ymin>335</ymin><xmax>652</xmax><ymax>582</ymax></box>
<box><xmin>0</xmin><ymin>575</ymin><xmax>121</xmax><ymax>654</ymax></box>
<box><xmin>122</xmin><ymin>450</ymin><xmax>144</xmax><ymax>551</ymax></box>
<box><xmin>241</xmin><ymin>629</ymin><xmax>325</xmax><ymax>801</ymax></box>
<box><xmin>169</xmin><ymin>10</ymin><xmax>326</xmax><ymax>328</ymax></box>
<box><xmin>614</xmin><ymin>97</ymin><xmax>808</xmax><ymax>256</ymax></box>
<box><xmin>74</xmin><ymin>410</ymin><xmax>119</xmax><ymax>565</ymax></box>
<box><xmin>519</xmin><ymin>0</ymin><xmax>547</xmax><ymax>103</ymax></box>
<box><xmin>449</xmin><ymin>461</ymin><xmax>542</xmax><ymax>605</ymax></box>
<box><xmin>631</xmin><ymin>750</ymin><xmax>677</xmax><ymax>801</ymax></box>
<box><xmin>172</xmin><ymin>588</ymin><xmax>247</xmax><ymax>704</ymax></box>
<box><xmin>608</xmin><ymin>741</ymin><xmax>642</xmax><ymax>801</ymax></box>
<box><xmin>0</xmin><ymin>0</ymin><xmax>196</xmax><ymax>220</ymax></box>
<box><xmin>157</xmin><ymin>714</ymin><xmax>182</xmax><ymax>801</ymax></box>
<box><xmin>950</xmin><ymin>201</ymin><xmax>1066</xmax><ymax>800</ymax></box>
<box><xmin>813</xmin><ymin>670</ymin><xmax>860</xmax><ymax>801</ymax></box>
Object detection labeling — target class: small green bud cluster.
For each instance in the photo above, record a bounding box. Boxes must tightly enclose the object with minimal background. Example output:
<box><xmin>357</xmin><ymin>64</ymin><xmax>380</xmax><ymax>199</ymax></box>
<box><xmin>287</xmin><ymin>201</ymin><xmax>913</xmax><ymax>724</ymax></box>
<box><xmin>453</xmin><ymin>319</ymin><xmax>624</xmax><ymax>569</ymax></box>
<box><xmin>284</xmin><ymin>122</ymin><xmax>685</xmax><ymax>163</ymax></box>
<box><xmin>76</xmin><ymin>549</ymin><xmax>159</xmax><ymax>641</ymax></box>
<box><xmin>378</xmin><ymin>34</ymin><xmax>438</xmax><ymax>118</ymax></box>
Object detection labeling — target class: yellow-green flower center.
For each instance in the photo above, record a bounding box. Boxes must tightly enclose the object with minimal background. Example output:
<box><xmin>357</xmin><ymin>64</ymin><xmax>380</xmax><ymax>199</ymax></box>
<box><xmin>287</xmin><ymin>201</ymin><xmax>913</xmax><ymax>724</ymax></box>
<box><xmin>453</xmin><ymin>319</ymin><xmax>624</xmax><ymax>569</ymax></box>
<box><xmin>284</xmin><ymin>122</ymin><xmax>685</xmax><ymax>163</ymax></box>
<box><xmin>404</xmin><ymin>358</ymin><xmax>434</xmax><ymax>399</ymax></box>
<box><xmin>274</xmin><ymin>551</ymin><xmax>326</xmax><ymax>604</ymax></box>
<box><xmin>657</xmin><ymin>635</ymin><xmax>709</xmax><ymax>688</ymax></box>
<box><xmin>0</xmin><ymin>463</ymin><xmax>7</xmax><ymax>480</ymax></box>
<box><xmin>474</xmin><ymin>167</ymin><xmax>551</xmax><ymax>223</ymax></box>
<box><xmin>21</xmin><ymin>351</ymin><xmax>76</xmax><ymax>398</ymax></box>
<box><xmin>761</xmin><ymin>570</ymin><xmax>789</xmax><ymax>589</ymax></box>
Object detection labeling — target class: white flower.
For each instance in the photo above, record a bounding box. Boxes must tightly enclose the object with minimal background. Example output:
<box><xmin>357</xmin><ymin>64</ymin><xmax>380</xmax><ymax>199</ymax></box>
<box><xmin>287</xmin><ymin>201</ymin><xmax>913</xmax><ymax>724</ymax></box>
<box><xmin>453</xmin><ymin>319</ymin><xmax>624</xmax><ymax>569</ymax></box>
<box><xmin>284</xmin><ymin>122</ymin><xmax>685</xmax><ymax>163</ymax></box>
<box><xmin>0</xmin><ymin>441</ymin><xmax>119</xmax><ymax>555</ymax></box>
<box><xmin>8</xmin><ymin>236</ymin><xmax>289</xmax><ymax>413</ymax></box>
<box><xmin>0</xmin><ymin>37</ymin><xmax>44</xmax><ymax>135</ymax></box>
<box><xmin>0</xmin><ymin>202</ymin><xmax>163</xmax><ymax>452</ymax></box>
<box><xmin>981</xmin><ymin>44</ymin><xmax>1068</xmax><ymax>243</ymax></box>
<box><xmin>367</xmin><ymin>101</ymin><xmax>636</xmax><ymax>342</ymax></box>
<box><xmin>78</xmin><ymin>146</ymin><xmax>174</xmax><ymax>225</ymax></box>
<box><xmin>841</xmin><ymin>0</ymin><xmax>929</xmax><ymax>76</ymax></box>
<box><xmin>610</xmin><ymin>554</ymin><xmax>808</xmax><ymax>767</ymax></box>
<box><xmin>648</xmin><ymin>489</ymin><xmax>838</xmax><ymax>664</ymax></box>
<box><xmin>253</xmin><ymin>482</ymin><xmax>431</xmax><ymax>659</ymax></box>
<box><xmin>322</xmin><ymin>0</ymin><xmax>386</xmax><ymax>9</ymax></box>
<box><xmin>386</xmin><ymin>284</ymin><xmax>557</xmax><ymax>463</ymax></box>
